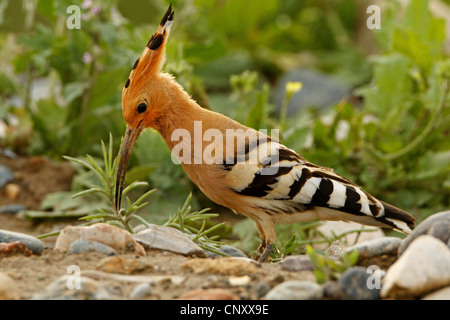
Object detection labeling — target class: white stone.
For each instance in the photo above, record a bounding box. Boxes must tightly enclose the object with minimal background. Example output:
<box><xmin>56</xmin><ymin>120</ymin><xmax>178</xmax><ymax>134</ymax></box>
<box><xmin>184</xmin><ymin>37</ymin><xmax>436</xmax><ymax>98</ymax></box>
<box><xmin>315</xmin><ymin>221</ymin><xmax>383</xmax><ymax>249</ymax></box>
<box><xmin>265</xmin><ymin>280</ymin><xmax>323</xmax><ymax>300</ymax></box>
<box><xmin>55</xmin><ymin>223</ymin><xmax>145</xmax><ymax>256</ymax></box>
<box><xmin>381</xmin><ymin>235</ymin><xmax>450</xmax><ymax>299</ymax></box>
<box><xmin>228</xmin><ymin>275</ymin><xmax>251</xmax><ymax>286</ymax></box>
<box><xmin>133</xmin><ymin>224</ymin><xmax>206</xmax><ymax>257</ymax></box>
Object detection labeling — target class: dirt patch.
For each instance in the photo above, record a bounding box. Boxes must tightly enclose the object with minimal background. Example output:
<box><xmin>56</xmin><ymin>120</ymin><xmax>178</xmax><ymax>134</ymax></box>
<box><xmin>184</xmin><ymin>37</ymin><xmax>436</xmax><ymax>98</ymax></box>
<box><xmin>0</xmin><ymin>154</ymin><xmax>79</xmax><ymax>242</ymax></box>
<box><xmin>0</xmin><ymin>248</ymin><xmax>314</xmax><ymax>300</ymax></box>
<box><xmin>0</xmin><ymin>155</ymin><xmax>76</xmax><ymax>211</ymax></box>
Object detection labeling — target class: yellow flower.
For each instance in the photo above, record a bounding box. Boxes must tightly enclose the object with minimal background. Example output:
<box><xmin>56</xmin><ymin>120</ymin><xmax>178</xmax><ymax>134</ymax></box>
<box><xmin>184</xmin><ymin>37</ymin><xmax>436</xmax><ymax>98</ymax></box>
<box><xmin>285</xmin><ymin>81</ymin><xmax>303</xmax><ymax>99</ymax></box>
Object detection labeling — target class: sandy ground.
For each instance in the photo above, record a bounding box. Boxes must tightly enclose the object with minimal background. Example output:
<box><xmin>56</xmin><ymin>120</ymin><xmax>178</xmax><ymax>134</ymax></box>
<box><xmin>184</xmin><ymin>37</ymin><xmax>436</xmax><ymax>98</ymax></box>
<box><xmin>0</xmin><ymin>155</ymin><xmax>313</xmax><ymax>300</ymax></box>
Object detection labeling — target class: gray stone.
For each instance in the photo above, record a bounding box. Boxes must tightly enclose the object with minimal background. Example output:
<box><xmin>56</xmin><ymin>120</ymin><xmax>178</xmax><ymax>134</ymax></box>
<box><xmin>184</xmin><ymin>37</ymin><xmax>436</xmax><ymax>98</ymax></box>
<box><xmin>265</xmin><ymin>280</ymin><xmax>323</xmax><ymax>300</ymax></box>
<box><xmin>133</xmin><ymin>224</ymin><xmax>207</xmax><ymax>257</ymax></box>
<box><xmin>338</xmin><ymin>267</ymin><xmax>381</xmax><ymax>300</ymax></box>
<box><xmin>0</xmin><ymin>148</ymin><xmax>17</xmax><ymax>159</ymax></box>
<box><xmin>206</xmin><ymin>245</ymin><xmax>248</xmax><ymax>258</ymax></box>
<box><xmin>0</xmin><ymin>229</ymin><xmax>44</xmax><ymax>254</ymax></box>
<box><xmin>0</xmin><ymin>164</ymin><xmax>13</xmax><ymax>188</ymax></box>
<box><xmin>129</xmin><ymin>283</ymin><xmax>152</xmax><ymax>299</ymax></box>
<box><xmin>256</xmin><ymin>282</ymin><xmax>271</xmax><ymax>299</ymax></box>
<box><xmin>31</xmin><ymin>275</ymin><xmax>121</xmax><ymax>300</ymax></box>
<box><xmin>219</xmin><ymin>246</ymin><xmax>248</xmax><ymax>258</ymax></box>
<box><xmin>322</xmin><ymin>281</ymin><xmax>343</xmax><ymax>300</ymax></box>
<box><xmin>399</xmin><ymin>211</ymin><xmax>450</xmax><ymax>256</ymax></box>
<box><xmin>0</xmin><ymin>204</ymin><xmax>26</xmax><ymax>214</ymax></box>
<box><xmin>344</xmin><ymin>237</ymin><xmax>402</xmax><ymax>268</ymax></box>
<box><xmin>381</xmin><ymin>235</ymin><xmax>450</xmax><ymax>299</ymax></box>
<box><xmin>281</xmin><ymin>255</ymin><xmax>314</xmax><ymax>272</ymax></box>
<box><xmin>67</xmin><ymin>239</ymin><xmax>116</xmax><ymax>255</ymax></box>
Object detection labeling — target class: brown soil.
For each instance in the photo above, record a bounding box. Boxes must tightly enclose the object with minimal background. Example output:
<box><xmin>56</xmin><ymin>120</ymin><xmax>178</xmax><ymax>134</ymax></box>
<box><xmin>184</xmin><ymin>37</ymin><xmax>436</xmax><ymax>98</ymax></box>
<box><xmin>0</xmin><ymin>248</ymin><xmax>313</xmax><ymax>300</ymax></box>
<box><xmin>0</xmin><ymin>155</ymin><xmax>76</xmax><ymax>210</ymax></box>
<box><xmin>0</xmin><ymin>155</ymin><xmax>312</xmax><ymax>300</ymax></box>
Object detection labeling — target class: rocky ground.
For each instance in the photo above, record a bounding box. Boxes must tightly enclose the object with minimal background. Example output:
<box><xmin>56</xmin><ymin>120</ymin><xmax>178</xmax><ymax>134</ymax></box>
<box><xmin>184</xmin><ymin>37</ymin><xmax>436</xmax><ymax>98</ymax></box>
<box><xmin>0</xmin><ymin>154</ymin><xmax>449</xmax><ymax>300</ymax></box>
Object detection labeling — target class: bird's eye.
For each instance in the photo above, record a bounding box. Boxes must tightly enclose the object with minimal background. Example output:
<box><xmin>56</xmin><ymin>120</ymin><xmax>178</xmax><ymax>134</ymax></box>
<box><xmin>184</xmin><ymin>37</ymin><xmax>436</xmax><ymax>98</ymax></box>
<box><xmin>137</xmin><ymin>102</ymin><xmax>147</xmax><ymax>114</ymax></box>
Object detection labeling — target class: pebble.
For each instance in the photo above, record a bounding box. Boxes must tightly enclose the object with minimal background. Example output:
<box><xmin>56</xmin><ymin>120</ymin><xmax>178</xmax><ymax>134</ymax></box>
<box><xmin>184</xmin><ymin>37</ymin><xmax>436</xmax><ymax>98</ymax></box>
<box><xmin>67</xmin><ymin>239</ymin><xmax>116</xmax><ymax>255</ymax></box>
<box><xmin>5</xmin><ymin>183</ymin><xmax>21</xmax><ymax>200</ymax></box>
<box><xmin>281</xmin><ymin>255</ymin><xmax>314</xmax><ymax>272</ymax></box>
<box><xmin>129</xmin><ymin>283</ymin><xmax>152</xmax><ymax>299</ymax></box>
<box><xmin>399</xmin><ymin>211</ymin><xmax>450</xmax><ymax>256</ymax></box>
<box><xmin>96</xmin><ymin>256</ymin><xmax>153</xmax><ymax>275</ymax></box>
<box><xmin>0</xmin><ymin>164</ymin><xmax>13</xmax><ymax>188</ymax></box>
<box><xmin>31</xmin><ymin>275</ymin><xmax>121</xmax><ymax>300</ymax></box>
<box><xmin>0</xmin><ymin>204</ymin><xmax>26</xmax><ymax>214</ymax></box>
<box><xmin>133</xmin><ymin>224</ymin><xmax>207</xmax><ymax>257</ymax></box>
<box><xmin>228</xmin><ymin>275</ymin><xmax>251</xmax><ymax>286</ymax></box>
<box><xmin>0</xmin><ymin>272</ymin><xmax>20</xmax><ymax>300</ymax></box>
<box><xmin>322</xmin><ymin>280</ymin><xmax>343</xmax><ymax>300</ymax></box>
<box><xmin>0</xmin><ymin>229</ymin><xmax>44</xmax><ymax>254</ymax></box>
<box><xmin>256</xmin><ymin>282</ymin><xmax>271</xmax><ymax>299</ymax></box>
<box><xmin>265</xmin><ymin>280</ymin><xmax>323</xmax><ymax>300</ymax></box>
<box><xmin>178</xmin><ymin>288</ymin><xmax>240</xmax><ymax>300</ymax></box>
<box><xmin>207</xmin><ymin>245</ymin><xmax>248</xmax><ymax>258</ymax></box>
<box><xmin>381</xmin><ymin>235</ymin><xmax>450</xmax><ymax>299</ymax></box>
<box><xmin>343</xmin><ymin>237</ymin><xmax>402</xmax><ymax>268</ymax></box>
<box><xmin>54</xmin><ymin>223</ymin><xmax>145</xmax><ymax>256</ymax></box>
<box><xmin>338</xmin><ymin>267</ymin><xmax>381</xmax><ymax>300</ymax></box>
<box><xmin>180</xmin><ymin>257</ymin><xmax>258</xmax><ymax>276</ymax></box>
<box><xmin>325</xmin><ymin>240</ymin><xmax>347</xmax><ymax>258</ymax></box>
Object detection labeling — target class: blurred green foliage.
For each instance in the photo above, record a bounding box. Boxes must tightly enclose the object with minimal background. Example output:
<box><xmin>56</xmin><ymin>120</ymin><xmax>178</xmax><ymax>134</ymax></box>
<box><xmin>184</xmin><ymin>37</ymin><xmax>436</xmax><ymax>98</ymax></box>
<box><xmin>0</xmin><ymin>0</ymin><xmax>449</xmax><ymax>249</ymax></box>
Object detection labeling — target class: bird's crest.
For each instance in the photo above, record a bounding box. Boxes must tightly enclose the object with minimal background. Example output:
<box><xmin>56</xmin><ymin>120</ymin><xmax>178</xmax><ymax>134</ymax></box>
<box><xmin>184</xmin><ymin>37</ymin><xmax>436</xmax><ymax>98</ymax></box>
<box><xmin>122</xmin><ymin>4</ymin><xmax>174</xmax><ymax>97</ymax></box>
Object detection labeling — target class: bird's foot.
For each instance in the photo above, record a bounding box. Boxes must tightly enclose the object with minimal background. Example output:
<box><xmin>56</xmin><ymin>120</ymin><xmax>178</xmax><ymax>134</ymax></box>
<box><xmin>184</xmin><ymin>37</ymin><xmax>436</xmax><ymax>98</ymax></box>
<box><xmin>251</xmin><ymin>240</ymin><xmax>266</xmax><ymax>260</ymax></box>
<box><xmin>257</xmin><ymin>242</ymin><xmax>273</xmax><ymax>263</ymax></box>
<box><xmin>251</xmin><ymin>240</ymin><xmax>274</xmax><ymax>262</ymax></box>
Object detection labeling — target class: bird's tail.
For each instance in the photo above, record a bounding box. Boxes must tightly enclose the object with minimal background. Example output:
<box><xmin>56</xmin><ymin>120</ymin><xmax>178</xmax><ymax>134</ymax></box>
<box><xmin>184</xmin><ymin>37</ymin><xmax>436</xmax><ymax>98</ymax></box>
<box><xmin>377</xmin><ymin>200</ymin><xmax>415</xmax><ymax>234</ymax></box>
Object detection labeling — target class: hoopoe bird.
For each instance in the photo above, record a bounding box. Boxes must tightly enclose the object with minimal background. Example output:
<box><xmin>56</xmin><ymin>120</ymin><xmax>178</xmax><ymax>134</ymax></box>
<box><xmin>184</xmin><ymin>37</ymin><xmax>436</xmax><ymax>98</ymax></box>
<box><xmin>115</xmin><ymin>4</ymin><xmax>415</xmax><ymax>262</ymax></box>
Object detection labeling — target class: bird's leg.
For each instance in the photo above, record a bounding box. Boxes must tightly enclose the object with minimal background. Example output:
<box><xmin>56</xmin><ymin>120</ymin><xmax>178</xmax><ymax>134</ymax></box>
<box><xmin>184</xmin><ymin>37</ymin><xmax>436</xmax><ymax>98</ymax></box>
<box><xmin>258</xmin><ymin>242</ymin><xmax>273</xmax><ymax>263</ymax></box>
<box><xmin>251</xmin><ymin>239</ymin><xmax>266</xmax><ymax>260</ymax></box>
<box><xmin>251</xmin><ymin>219</ymin><xmax>276</xmax><ymax>262</ymax></box>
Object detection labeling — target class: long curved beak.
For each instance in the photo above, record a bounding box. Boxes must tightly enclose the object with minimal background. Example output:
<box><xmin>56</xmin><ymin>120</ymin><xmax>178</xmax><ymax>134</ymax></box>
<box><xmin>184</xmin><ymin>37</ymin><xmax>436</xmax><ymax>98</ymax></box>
<box><xmin>115</xmin><ymin>122</ymin><xmax>145</xmax><ymax>212</ymax></box>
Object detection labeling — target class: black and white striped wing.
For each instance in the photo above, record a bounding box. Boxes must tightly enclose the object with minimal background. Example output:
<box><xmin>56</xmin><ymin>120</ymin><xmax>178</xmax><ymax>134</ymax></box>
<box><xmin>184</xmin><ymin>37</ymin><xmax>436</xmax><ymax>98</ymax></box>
<box><xmin>225</xmin><ymin>139</ymin><xmax>414</xmax><ymax>233</ymax></box>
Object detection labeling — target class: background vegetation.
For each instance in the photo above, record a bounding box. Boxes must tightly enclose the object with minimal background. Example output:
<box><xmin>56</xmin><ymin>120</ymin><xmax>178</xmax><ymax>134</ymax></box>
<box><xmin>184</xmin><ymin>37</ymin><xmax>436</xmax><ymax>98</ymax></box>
<box><xmin>0</xmin><ymin>0</ymin><xmax>449</xmax><ymax>254</ymax></box>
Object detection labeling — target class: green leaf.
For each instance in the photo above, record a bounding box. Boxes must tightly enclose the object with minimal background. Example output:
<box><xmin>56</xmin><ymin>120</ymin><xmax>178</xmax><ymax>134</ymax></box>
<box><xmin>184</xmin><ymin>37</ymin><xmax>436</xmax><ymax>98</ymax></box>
<box><xmin>132</xmin><ymin>188</ymin><xmax>157</xmax><ymax>207</ymax></box>
<box><xmin>122</xmin><ymin>181</ymin><xmax>149</xmax><ymax>197</ymax></box>
<box><xmin>63</xmin><ymin>82</ymin><xmax>87</xmax><ymax>104</ymax></box>
<box><xmin>246</xmin><ymin>84</ymin><xmax>269</xmax><ymax>129</ymax></box>
<box><xmin>357</xmin><ymin>53</ymin><xmax>412</xmax><ymax>115</ymax></box>
<box><xmin>71</xmin><ymin>187</ymin><xmax>108</xmax><ymax>199</ymax></box>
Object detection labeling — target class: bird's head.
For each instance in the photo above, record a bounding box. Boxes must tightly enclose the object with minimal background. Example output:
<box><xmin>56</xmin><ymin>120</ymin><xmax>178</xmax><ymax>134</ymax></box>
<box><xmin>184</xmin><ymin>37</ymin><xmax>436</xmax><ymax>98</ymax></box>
<box><xmin>115</xmin><ymin>4</ymin><xmax>174</xmax><ymax>212</ymax></box>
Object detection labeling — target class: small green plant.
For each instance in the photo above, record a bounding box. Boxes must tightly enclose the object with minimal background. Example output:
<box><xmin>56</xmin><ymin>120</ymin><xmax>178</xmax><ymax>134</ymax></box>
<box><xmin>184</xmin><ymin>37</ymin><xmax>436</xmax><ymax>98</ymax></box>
<box><xmin>306</xmin><ymin>244</ymin><xmax>359</xmax><ymax>284</ymax></box>
<box><xmin>164</xmin><ymin>193</ymin><xmax>227</xmax><ymax>255</ymax></box>
<box><xmin>266</xmin><ymin>235</ymin><xmax>299</xmax><ymax>262</ymax></box>
<box><xmin>63</xmin><ymin>133</ymin><xmax>155</xmax><ymax>233</ymax></box>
